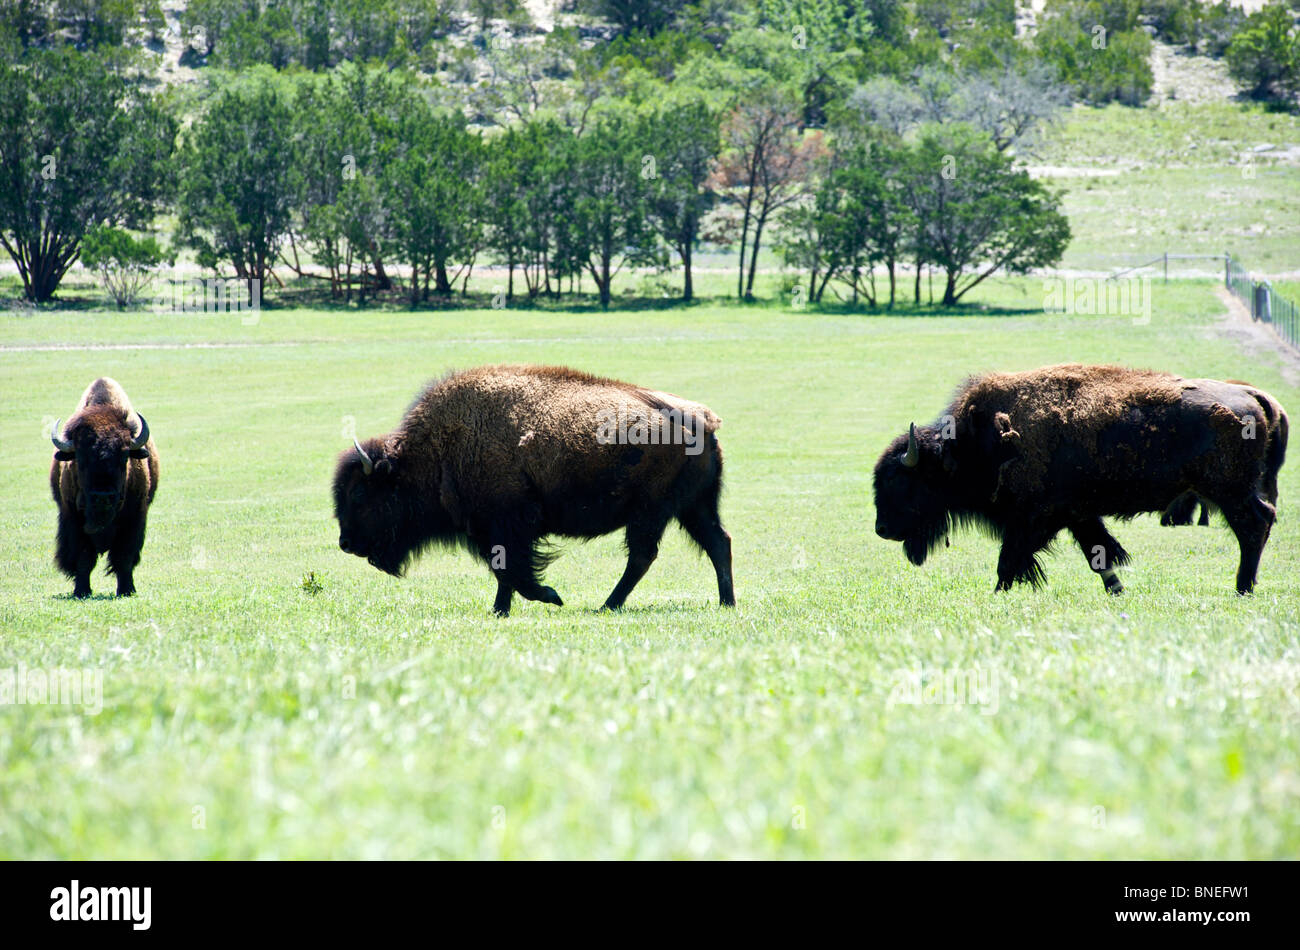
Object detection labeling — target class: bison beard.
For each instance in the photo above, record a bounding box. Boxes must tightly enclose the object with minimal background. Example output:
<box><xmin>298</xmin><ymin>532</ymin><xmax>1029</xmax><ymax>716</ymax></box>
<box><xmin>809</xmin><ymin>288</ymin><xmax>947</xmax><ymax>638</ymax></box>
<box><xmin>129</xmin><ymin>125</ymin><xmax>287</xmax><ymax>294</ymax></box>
<box><xmin>873</xmin><ymin>365</ymin><xmax>1288</xmax><ymax>595</ymax></box>
<box><xmin>49</xmin><ymin>378</ymin><xmax>160</xmax><ymax>598</ymax></box>
<box><xmin>333</xmin><ymin>365</ymin><xmax>736</xmax><ymax>616</ymax></box>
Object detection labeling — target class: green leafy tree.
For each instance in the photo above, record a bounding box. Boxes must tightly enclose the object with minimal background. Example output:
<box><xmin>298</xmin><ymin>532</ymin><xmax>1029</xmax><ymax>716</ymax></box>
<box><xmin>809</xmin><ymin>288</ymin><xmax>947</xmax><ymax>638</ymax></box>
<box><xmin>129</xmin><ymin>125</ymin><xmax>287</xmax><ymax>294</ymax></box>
<box><xmin>177</xmin><ymin>77</ymin><xmax>295</xmax><ymax>297</ymax></box>
<box><xmin>639</xmin><ymin>98</ymin><xmax>722</xmax><ymax>301</ymax></box>
<box><xmin>900</xmin><ymin>125</ymin><xmax>1071</xmax><ymax>306</ymax></box>
<box><xmin>0</xmin><ymin>48</ymin><xmax>175</xmax><ymax>302</ymax></box>
<box><xmin>1036</xmin><ymin>0</ymin><xmax>1154</xmax><ymax>105</ymax></box>
<box><xmin>80</xmin><ymin>224</ymin><xmax>171</xmax><ymax>309</ymax></box>
<box><xmin>377</xmin><ymin>97</ymin><xmax>484</xmax><ymax>302</ymax></box>
<box><xmin>1226</xmin><ymin>1</ymin><xmax>1300</xmax><ymax>101</ymax></box>
<box><xmin>561</xmin><ymin>110</ymin><xmax>661</xmax><ymax>307</ymax></box>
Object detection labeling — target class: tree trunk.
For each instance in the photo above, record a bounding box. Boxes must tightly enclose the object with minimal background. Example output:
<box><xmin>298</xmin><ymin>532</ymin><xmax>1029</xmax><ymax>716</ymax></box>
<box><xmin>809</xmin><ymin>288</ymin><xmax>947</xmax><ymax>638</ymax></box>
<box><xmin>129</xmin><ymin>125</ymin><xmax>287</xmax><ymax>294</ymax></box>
<box><xmin>681</xmin><ymin>241</ymin><xmax>693</xmax><ymax>302</ymax></box>
<box><xmin>943</xmin><ymin>271</ymin><xmax>959</xmax><ymax>306</ymax></box>
<box><xmin>745</xmin><ymin>213</ymin><xmax>766</xmax><ymax>299</ymax></box>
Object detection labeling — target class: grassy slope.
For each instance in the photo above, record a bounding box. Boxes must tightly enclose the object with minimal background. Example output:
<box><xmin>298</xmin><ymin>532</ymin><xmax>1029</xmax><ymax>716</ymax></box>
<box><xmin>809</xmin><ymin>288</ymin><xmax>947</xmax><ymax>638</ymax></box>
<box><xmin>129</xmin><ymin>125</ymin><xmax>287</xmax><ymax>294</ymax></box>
<box><xmin>1</xmin><ymin>279</ymin><xmax>1298</xmax><ymax>859</ymax></box>
<box><xmin>1039</xmin><ymin>102</ymin><xmax>1300</xmax><ymax>276</ymax></box>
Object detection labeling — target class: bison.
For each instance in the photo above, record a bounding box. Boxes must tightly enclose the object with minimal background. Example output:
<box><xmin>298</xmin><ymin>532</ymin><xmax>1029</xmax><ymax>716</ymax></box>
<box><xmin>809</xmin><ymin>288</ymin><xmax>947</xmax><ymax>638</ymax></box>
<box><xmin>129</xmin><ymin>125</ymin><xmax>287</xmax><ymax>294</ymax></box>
<box><xmin>1158</xmin><ymin>381</ymin><xmax>1256</xmax><ymax>529</ymax></box>
<box><xmin>873</xmin><ymin>364</ymin><xmax>1288</xmax><ymax>595</ymax></box>
<box><xmin>49</xmin><ymin>378</ymin><xmax>159</xmax><ymax>598</ymax></box>
<box><xmin>333</xmin><ymin>365</ymin><xmax>735</xmax><ymax>616</ymax></box>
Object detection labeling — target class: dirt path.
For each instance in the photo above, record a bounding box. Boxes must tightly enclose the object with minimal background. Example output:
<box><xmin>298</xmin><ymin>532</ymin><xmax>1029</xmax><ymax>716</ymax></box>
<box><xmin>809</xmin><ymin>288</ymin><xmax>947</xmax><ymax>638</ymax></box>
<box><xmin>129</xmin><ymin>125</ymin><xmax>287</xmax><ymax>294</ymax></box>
<box><xmin>1212</xmin><ymin>285</ymin><xmax>1300</xmax><ymax>384</ymax></box>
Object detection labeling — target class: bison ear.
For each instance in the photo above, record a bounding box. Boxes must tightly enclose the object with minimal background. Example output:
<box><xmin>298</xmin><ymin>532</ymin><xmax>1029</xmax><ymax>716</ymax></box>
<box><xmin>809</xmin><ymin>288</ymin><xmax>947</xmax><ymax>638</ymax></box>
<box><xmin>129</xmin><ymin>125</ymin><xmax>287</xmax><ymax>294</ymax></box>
<box><xmin>374</xmin><ymin>458</ymin><xmax>394</xmax><ymax>476</ymax></box>
<box><xmin>54</xmin><ymin>450</ymin><xmax>76</xmax><ymax>462</ymax></box>
<box><xmin>128</xmin><ymin>447</ymin><xmax>151</xmax><ymax>460</ymax></box>
<box><xmin>993</xmin><ymin>412</ymin><xmax>1021</xmax><ymax>462</ymax></box>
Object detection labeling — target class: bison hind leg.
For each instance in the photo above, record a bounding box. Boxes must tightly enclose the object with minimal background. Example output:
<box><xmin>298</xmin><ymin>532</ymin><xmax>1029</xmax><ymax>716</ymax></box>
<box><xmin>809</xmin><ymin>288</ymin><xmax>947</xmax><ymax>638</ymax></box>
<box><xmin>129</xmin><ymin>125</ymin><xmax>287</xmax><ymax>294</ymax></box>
<box><xmin>603</xmin><ymin>511</ymin><xmax>672</xmax><ymax>611</ymax></box>
<box><xmin>677</xmin><ymin>496</ymin><xmax>735</xmax><ymax>608</ymax></box>
<box><xmin>1217</xmin><ymin>495</ymin><xmax>1275</xmax><ymax>594</ymax></box>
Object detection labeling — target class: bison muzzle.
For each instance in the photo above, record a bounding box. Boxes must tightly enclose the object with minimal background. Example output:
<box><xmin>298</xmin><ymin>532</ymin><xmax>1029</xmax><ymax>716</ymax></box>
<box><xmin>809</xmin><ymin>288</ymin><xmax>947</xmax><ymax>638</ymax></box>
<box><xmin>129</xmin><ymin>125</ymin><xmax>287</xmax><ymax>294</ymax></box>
<box><xmin>873</xmin><ymin>364</ymin><xmax>1288</xmax><ymax>595</ymax></box>
<box><xmin>333</xmin><ymin>365</ymin><xmax>735</xmax><ymax>616</ymax></box>
<box><xmin>50</xmin><ymin>378</ymin><xmax>160</xmax><ymax>598</ymax></box>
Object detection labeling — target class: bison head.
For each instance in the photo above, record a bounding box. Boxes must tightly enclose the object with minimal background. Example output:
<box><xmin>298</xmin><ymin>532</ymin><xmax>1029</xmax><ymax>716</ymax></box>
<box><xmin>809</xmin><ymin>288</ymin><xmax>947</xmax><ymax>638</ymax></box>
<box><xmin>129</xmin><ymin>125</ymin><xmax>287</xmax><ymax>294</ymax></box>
<box><xmin>52</xmin><ymin>409</ymin><xmax>150</xmax><ymax>534</ymax></box>
<box><xmin>873</xmin><ymin>423</ymin><xmax>953</xmax><ymax>566</ymax></box>
<box><xmin>333</xmin><ymin>437</ymin><xmax>436</xmax><ymax>577</ymax></box>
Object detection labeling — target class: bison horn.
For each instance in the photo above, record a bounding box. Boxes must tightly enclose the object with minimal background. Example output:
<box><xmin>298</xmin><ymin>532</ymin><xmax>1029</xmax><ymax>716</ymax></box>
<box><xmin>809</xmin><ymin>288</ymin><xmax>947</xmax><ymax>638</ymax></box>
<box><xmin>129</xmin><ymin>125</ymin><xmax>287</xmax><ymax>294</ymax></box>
<box><xmin>353</xmin><ymin>437</ymin><xmax>374</xmax><ymax>476</ymax></box>
<box><xmin>130</xmin><ymin>412</ymin><xmax>150</xmax><ymax>450</ymax></box>
<box><xmin>902</xmin><ymin>422</ymin><xmax>920</xmax><ymax>468</ymax></box>
<box><xmin>51</xmin><ymin>419</ymin><xmax>74</xmax><ymax>454</ymax></box>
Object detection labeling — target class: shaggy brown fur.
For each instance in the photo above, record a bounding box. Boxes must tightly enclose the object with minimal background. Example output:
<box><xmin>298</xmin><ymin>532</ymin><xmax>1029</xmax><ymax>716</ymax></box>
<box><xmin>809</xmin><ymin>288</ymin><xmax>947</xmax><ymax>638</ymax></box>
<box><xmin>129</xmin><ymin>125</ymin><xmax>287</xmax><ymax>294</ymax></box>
<box><xmin>333</xmin><ymin>364</ymin><xmax>734</xmax><ymax>615</ymax></box>
<box><xmin>873</xmin><ymin>364</ymin><xmax>1288</xmax><ymax>595</ymax></box>
<box><xmin>50</xmin><ymin>378</ymin><xmax>160</xmax><ymax>597</ymax></box>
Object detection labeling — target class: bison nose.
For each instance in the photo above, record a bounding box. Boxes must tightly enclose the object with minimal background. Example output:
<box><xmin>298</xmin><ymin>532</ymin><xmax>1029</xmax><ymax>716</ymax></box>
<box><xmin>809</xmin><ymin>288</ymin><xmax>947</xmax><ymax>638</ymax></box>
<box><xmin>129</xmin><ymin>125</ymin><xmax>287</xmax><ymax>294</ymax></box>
<box><xmin>339</xmin><ymin>536</ymin><xmax>353</xmax><ymax>553</ymax></box>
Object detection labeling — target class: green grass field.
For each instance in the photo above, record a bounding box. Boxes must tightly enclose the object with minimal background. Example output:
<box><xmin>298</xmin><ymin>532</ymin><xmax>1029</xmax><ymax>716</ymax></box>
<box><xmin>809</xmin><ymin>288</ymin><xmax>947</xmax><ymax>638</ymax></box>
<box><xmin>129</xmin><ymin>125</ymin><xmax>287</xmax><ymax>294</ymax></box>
<box><xmin>2</xmin><ymin>278</ymin><xmax>1298</xmax><ymax>859</ymax></box>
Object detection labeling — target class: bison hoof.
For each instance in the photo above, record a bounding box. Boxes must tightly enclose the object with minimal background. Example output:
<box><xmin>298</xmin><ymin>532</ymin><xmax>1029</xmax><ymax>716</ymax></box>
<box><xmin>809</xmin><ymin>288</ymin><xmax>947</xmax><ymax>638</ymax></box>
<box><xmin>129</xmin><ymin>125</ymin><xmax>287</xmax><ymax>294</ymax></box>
<box><xmin>492</xmin><ymin>607</ymin><xmax>511</xmax><ymax>618</ymax></box>
<box><xmin>73</xmin><ymin>588</ymin><xmax>91</xmax><ymax>599</ymax></box>
<box><xmin>117</xmin><ymin>587</ymin><xmax>136</xmax><ymax>597</ymax></box>
<box><xmin>540</xmin><ymin>586</ymin><xmax>563</xmax><ymax>606</ymax></box>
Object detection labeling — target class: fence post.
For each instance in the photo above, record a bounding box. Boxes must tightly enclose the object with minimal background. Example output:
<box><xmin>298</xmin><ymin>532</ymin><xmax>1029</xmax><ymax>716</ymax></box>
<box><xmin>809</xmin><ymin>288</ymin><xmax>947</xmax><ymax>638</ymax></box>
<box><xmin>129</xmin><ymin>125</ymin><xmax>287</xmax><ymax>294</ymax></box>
<box><xmin>1224</xmin><ymin>252</ymin><xmax>1229</xmax><ymax>289</ymax></box>
<box><xmin>1163</xmin><ymin>252</ymin><xmax>1168</xmax><ymax>283</ymax></box>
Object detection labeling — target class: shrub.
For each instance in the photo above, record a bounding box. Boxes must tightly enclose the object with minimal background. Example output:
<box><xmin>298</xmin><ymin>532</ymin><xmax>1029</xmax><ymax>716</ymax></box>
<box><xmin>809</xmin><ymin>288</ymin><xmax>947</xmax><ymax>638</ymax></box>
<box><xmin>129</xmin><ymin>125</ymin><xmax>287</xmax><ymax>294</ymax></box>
<box><xmin>80</xmin><ymin>225</ymin><xmax>170</xmax><ymax>309</ymax></box>
<box><xmin>1225</xmin><ymin>1</ymin><xmax>1300</xmax><ymax>101</ymax></box>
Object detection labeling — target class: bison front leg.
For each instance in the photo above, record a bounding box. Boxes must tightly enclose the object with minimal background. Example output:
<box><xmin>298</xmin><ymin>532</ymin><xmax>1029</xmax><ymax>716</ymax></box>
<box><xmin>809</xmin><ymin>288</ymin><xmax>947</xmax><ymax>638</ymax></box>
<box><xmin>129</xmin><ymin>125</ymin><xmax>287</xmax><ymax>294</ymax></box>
<box><xmin>108</xmin><ymin>511</ymin><xmax>147</xmax><ymax>597</ymax></box>
<box><xmin>56</xmin><ymin>515</ymin><xmax>96</xmax><ymax>598</ymax></box>
<box><xmin>994</xmin><ymin>526</ymin><xmax>1054</xmax><ymax>592</ymax></box>
<box><xmin>1069</xmin><ymin>518</ymin><xmax>1130</xmax><ymax>595</ymax></box>
<box><xmin>492</xmin><ymin>575</ymin><xmax>514</xmax><ymax>617</ymax></box>
<box><xmin>474</xmin><ymin>520</ymin><xmax>562</xmax><ymax>616</ymax></box>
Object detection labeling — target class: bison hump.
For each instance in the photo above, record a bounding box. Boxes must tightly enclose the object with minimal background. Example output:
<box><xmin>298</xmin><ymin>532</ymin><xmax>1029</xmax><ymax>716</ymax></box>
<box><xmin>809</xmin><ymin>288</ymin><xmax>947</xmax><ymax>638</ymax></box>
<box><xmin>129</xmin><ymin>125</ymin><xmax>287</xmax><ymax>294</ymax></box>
<box><xmin>637</xmin><ymin>389</ymin><xmax>721</xmax><ymax>430</ymax></box>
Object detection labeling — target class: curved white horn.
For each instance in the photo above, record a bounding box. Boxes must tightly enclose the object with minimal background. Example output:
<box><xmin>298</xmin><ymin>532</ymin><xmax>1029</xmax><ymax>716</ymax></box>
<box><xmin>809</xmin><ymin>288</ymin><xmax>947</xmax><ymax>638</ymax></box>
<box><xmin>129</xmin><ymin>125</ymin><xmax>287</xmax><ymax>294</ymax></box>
<box><xmin>51</xmin><ymin>419</ymin><xmax>74</xmax><ymax>453</ymax></box>
<box><xmin>353</xmin><ymin>437</ymin><xmax>374</xmax><ymax>475</ymax></box>
<box><xmin>902</xmin><ymin>422</ymin><xmax>920</xmax><ymax>468</ymax></box>
<box><xmin>130</xmin><ymin>412</ymin><xmax>150</xmax><ymax>450</ymax></box>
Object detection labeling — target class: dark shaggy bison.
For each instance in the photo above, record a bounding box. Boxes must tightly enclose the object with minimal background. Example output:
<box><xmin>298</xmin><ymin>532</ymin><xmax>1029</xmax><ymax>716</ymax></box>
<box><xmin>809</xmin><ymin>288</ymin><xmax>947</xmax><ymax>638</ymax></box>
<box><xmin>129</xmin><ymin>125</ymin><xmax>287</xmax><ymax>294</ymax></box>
<box><xmin>1160</xmin><ymin>491</ymin><xmax>1211</xmax><ymax>527</ymax></box>
<box><xmin>49</xmin><ymin>378</ymin><xmax>159</xmax><ymax>598</ymax></box>
<box><xmin>333</xmin><ymin>365</ymin><xmax>735</xmax><ymax>616</ymax></box>
<box><xmin>1158</xmin><ymin>381</ymin><xmax>1256</xmax><ymax>529</ymax></box>
<box><xmin>873</xmin><ymin>364</ymin><xmax>1288</xmax><ymax>595</ymax></box>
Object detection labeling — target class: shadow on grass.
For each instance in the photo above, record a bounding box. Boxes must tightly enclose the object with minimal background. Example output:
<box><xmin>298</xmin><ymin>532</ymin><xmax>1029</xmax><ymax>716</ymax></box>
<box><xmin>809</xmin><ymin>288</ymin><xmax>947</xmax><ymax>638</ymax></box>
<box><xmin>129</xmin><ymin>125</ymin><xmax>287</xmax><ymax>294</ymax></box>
<box><xmin>4</xmin><ymin>279</ymin><xmax>1043</xmax><ymax>318</ymax></box>
<box><xmin>49</xmin><ymin>592</ymin><xmax>130</xmax><ymax>602</ymax></box>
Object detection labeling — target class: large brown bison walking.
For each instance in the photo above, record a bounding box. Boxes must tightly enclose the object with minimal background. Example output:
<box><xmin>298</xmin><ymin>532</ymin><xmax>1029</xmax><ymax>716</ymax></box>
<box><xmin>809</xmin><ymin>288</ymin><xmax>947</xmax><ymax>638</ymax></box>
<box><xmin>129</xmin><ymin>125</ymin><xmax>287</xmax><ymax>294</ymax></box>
<box><xmin>873</xmin><ymin>364</ymin><xmax>1288</xmax><ymax>595</ymax></box>
<box><xmin>50</xmin><ymin>378</ymin><xmax>159</xmax><ymax>598</ymax></box>
<box><xmin>333</xmin><ymin>365</ymin><xmax>735</xmax><ymax>616</ymax></box>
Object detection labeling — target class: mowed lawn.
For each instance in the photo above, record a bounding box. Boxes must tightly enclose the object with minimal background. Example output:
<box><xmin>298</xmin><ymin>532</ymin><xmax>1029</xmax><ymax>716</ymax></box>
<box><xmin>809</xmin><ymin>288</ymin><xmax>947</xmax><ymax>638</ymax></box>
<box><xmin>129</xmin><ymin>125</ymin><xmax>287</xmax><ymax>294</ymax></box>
<box><xmin>1</xmin><ymin>280</ymin><xmax>1298</xmax><ymax>859</ymax></box>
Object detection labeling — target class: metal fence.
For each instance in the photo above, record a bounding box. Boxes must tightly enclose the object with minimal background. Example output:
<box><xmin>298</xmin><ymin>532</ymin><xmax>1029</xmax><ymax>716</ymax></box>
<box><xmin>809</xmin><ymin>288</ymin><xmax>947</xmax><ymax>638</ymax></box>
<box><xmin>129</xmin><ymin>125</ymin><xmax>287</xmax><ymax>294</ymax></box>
<box><xmin>1225</xmin><ymin>253</ymin><xmax>1299</xmax><ymax>351</ymax></box>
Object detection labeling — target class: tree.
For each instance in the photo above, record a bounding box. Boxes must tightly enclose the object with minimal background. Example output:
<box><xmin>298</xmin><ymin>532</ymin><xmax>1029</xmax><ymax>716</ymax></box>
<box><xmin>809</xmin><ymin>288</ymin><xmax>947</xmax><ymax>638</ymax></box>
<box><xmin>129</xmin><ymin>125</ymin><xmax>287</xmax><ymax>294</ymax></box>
<box><xmin>580</xmin><ymin>0</ymin><xmax>688</xmax><ymax>37</ymax></box>
<box><xmin>1035</xmin><ymin>0</ymin><xmax>1154</xmax><ymax>106</ymax></box>
<box><xmin>80</xmin><ymin>225</ymin><xmax>170</xmax><ymax>309</ymax></box>
<box><xmin>177</xmin><ymin>76</ymin><xmax>295</xmax><ymax>297</ymax></box>
<box><xmin>710</xmin><ymin>87</ymin><xmax>822</xmax><ymax>300</ymax></box>
<box><xmin>0</xmin><ymin>48</ymin><xmax>175</xmax><ymax>302</ymax></box>
<box><xmin>1226</xmin><ymin>1</ymin><xmax>1300</xmax><ymax>101</ymax></box>
<box><xmin>778</xmin><ymin>140</ymin><xmax>911</xmax><ymax>307</ymax></box>
<box><xmin>640</xmin><ymin>99</ymin><xmax>721</xmax><ymax>301</ymax></box>
<box><xmin>842</xmin><ymin>60</ymin><xmax>1067</xmax><ymax>156</ymax></box>
<box><xmin>378</xmin><ymin>97</ymin><xmax>484</xmax><ymax>303</ymax></box>
<box><xmin>901</xmin><ymin>126</ymin><xmax>1071</xmax><ymax>306</ymax></box>
<box><xmin>561</xmin><ymin>110</ymin><xmax>661</xmax><ymax>307</ymax></box>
